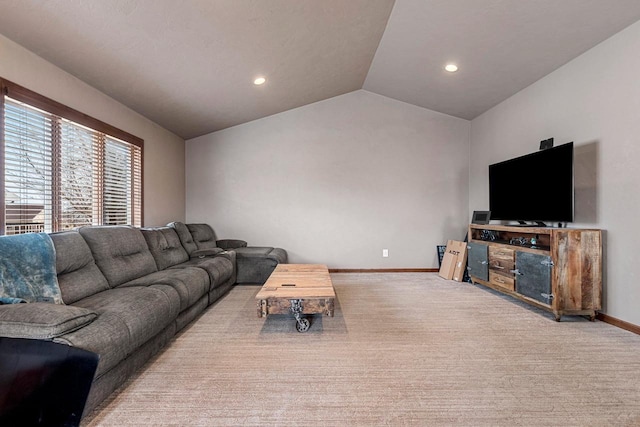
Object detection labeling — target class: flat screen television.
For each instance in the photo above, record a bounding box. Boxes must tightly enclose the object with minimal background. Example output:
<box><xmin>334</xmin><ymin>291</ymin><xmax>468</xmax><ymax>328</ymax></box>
<box><xmin>489</xmin><ymin>142</ymin><xmax>574</xmax><ymax>224</ymax></box>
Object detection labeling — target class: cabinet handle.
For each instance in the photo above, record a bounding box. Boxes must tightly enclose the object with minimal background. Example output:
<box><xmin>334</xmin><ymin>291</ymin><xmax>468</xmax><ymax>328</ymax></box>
<box><xmin>510</xmin><ymin>269</ymin><xmax>522</xmax><ymax>276</ymax></box>
<box><xmin>492</xmin><ymin>264</ymin><xmax>504</xmax><ymax>269</ymax></box>
<box><xmin>480</xmin><ymin>261</ymin><xmax>488</xmax><ymax>265</ymax></box>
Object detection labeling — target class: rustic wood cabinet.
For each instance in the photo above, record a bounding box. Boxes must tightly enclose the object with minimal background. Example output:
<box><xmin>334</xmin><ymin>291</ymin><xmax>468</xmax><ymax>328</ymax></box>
<box><xmin>468</xmin><ymin>224</ymin><xmax>602</xmax><ymax>321</ymax></box>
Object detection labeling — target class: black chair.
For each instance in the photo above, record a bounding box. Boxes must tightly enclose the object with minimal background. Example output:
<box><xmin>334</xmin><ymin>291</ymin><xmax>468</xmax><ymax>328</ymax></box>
<box><xmin>0</xmin><ymin>337</ymin><xmax>99</xmax><ymax>427</ymax></box>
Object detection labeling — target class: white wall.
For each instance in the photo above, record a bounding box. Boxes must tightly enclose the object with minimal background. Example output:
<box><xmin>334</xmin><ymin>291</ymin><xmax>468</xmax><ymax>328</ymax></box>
<box><xmin>187</xmin><ymin>90</ymin><xmax>470</xmax><ymax>268</ymax></box>
<box><xmin>0</xmin><ymin>34</ymin><xmax>186</xmax><ymax>226</ymax></box>
<box><xmin>470</xmin><ymin>20</ymin><xmax>640</xmax><ymax>325</ymax></box>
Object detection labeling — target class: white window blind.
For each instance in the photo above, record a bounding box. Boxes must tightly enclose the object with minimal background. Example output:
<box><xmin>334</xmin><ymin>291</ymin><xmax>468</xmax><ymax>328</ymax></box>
<box><xmin>4</xmin><ymin>99</ymin><xmax>53</xmax><ymax>235</ymax></box>
<box><xmin>59</xmin><ymin>119</ymin><xmax>101</xmax><ymax>230</ymax></box>
<box><xmin>104</xmin><ymin>137</ymin><xmax>132</xmax><ymax>226</ymax></box>
<box><xmin>2</xmin><ymin>88</ymin><xmax>143</xmax><ymax>235</ymax></box>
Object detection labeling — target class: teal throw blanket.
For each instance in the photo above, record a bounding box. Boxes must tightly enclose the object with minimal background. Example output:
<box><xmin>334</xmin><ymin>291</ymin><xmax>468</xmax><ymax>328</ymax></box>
<box><xmin>0</xmin><ymin>233</ymin><xmax>63</xmax><ymax>304</ymax></box>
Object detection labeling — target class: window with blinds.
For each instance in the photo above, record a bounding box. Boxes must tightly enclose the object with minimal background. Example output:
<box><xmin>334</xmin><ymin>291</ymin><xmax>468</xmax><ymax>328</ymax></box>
<box><xmin>4</xmin><ymin>100</ymin><xmax>53</xmax><ymax>234</ymax></box>
<box><xmin>1</xmin><ymin>80</ymin><xmax>143</xmax><ymax>235</ymax></box>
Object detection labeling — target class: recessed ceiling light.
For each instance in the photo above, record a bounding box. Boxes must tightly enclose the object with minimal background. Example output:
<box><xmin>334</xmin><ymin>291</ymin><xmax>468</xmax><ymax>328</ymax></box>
<box><xmin>445</xmin><ymin>64</ymin><xmax>458</xmax><ymax>73</ymax></box>
<box><xmin>254</xmin><ymin>77</ymin><xmax>266</xmax><ymax>85</ymax></box>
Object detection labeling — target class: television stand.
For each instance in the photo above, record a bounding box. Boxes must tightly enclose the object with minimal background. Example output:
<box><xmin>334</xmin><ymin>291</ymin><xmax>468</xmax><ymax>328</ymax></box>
<box><xmin>467</xmin><ymin>224</ymin><xmax>602</xmax><ymax>321</ymax></box>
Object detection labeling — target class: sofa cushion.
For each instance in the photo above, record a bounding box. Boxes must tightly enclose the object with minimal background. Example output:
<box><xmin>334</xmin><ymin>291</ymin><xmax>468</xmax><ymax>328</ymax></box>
<box><xmin>172</xmin><ymin>255</ymin><xmax>234</xmax><ymax>290</ymax></box>
<box><xmin>141</xmin><ymin>227</ymin><xmax>189</xmax><ymax>270</ymax></box>
<box><xmin>55</xmin><ymin>286</ymin><xmax>180</xmax><ymax>378</ymax></box>
<box><xmin>167</xmin><ymin>221</ymin><xmax>198</xmax><ymax>255</ymax></box>
<box><xmin>0</xmin><ymin>302</ymin><xmax>97</xmax><ymax>339</ymax></box>
<box><xmin>50</xmin><ymin>231</ymin><xmax>110</xmax><ymax>304</ymax></box>
<box><xmin>237</xmin><ymin>247</ymin><xmax>288</xmax><ymax>263</ymax></box>
<box><xmin>235</xmin><ymin>247</ymin><xmax>288</xmax><ymax>284</ymax></box>
<box><xmin>234</xmin><ymin>247</ymin><xmax>275</xmax><ymax>257</ymax></box>
<box><xmin>121</xmin><ymin>268</ymin><xmax>210</xmax><ymax>312</ymax></box>
<box><xmin>186</xmin><ymin>223</ymin><xmax>219</xmax><ymax>251</ymax></box>
<box><xmin>79</xmin><ymin>226</ymin><xmax>158</xmax><ymax>287</ymax></box>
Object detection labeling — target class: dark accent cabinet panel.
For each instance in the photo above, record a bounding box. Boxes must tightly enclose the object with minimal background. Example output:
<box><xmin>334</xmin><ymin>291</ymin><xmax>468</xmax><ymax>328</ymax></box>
<box><xmin>515</xmin><ymin>252</ymin><xmax>552</xmax><ymax>304</ymax></box>
<box><xmin>467</xmin><ymin>242</ymin><xmax>488</xmax><ymax>281</ymax></box>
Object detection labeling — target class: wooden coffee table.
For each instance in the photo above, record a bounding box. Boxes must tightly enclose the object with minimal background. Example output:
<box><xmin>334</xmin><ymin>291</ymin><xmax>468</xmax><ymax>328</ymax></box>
<box><xmin>255</xmin><ymin>264</ymin><xmax>335</xmax><ymax>332</ymax></box>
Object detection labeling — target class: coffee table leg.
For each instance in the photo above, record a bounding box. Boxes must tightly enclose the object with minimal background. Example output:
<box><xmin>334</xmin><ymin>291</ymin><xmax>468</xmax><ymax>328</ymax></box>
<box><xmin>290</xmin><ymin>299</ymin><xmax>310</xmax><ymax>332</ymax></box>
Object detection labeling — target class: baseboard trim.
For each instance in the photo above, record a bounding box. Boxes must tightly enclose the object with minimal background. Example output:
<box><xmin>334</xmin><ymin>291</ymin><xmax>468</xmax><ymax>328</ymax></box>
<box><xmin>329</xmin><ymin>268</ymin><xmax>438</xmax><ymax>273</ymax></box>
<box><xmin>597</xmin><ymin>313</ymin><xmax>640</xmax><ymax>335</ymax></box>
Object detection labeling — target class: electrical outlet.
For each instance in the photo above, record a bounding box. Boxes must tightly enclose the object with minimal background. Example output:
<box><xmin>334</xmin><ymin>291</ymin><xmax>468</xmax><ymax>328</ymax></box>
<box><xmin>382</xmin><ymin>249</ymin><xmax>389</xmax><ymax>257</ymax></box>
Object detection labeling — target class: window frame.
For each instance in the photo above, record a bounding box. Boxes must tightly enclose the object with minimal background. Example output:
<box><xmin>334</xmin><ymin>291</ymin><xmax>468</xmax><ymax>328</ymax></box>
<box><xmin>0</xmin><ymin>78</ymin><xmax>144</xmax><ymax>234</ymax></box>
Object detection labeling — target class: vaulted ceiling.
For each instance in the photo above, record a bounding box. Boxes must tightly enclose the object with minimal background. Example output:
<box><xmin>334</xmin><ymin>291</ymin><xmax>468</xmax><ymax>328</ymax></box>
<box><xmin>2</xmin><ymin>0</ymin><xmax>640</xmax><ymax>139</ymax></box>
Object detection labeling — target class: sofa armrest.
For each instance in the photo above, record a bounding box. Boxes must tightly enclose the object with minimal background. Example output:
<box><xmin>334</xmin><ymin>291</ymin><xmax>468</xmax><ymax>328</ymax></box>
<box><xmin>213</xmin><ymin>250</ymin><xmax>236</xmax><ymax>263</ymax></box>
<box><xmin>216</xmin><ymin>239</ymin><xmax>247</xmax><ymax>250</ymax></box>
<box><xmin>0</xmin><ymin>303</ymin><xmax>97</xmax><ymax>340</ymax></box>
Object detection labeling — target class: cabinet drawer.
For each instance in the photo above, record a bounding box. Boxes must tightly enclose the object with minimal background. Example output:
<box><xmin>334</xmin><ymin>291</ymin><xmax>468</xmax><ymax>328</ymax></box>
<box><xmin>489</xmin><ymin>246</ymin><xmax>514</xmax><ymax>262</ymax></box>
<box><xmin>489</xmin><ymin>271</ymin><xmax>515</xmax><ymax>291</ymax></box>
<box><xmin>489</xmin><ymin>246</ymin><xmax>514</xmax><ymax>272</ymax></box>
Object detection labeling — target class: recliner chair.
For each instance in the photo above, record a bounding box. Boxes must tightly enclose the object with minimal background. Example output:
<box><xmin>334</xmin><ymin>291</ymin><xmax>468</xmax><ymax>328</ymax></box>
<box><xmin>168</xmin><ymin>222</ymin><xmax>287</xmax><ymax>284</ymax></box>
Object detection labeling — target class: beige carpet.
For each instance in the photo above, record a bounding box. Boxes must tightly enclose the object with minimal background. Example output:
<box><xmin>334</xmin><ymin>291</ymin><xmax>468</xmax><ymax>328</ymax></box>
<box><xmin>83</xmin><ymin>273</ymin><xmax>640</xmax><ymax>426</ymax></box>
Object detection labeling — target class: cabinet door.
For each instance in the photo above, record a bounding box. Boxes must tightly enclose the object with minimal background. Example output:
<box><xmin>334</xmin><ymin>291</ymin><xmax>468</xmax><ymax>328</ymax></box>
<box><xmin>467</xmin><ymin>242</ymin><xmax>488</xmax><ymax>281</ymax></box>
<box><xmin>515</xmin><ymin>252</ymin><xmax>552</xmax><ymax>304</ymax></box>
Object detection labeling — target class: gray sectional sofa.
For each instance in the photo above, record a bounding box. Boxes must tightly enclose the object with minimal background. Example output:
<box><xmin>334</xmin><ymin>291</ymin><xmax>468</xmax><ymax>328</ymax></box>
<box><xmin>169</xmin><ymin>222</ymin><xmax>287</xmax><ymax>284</ymax></box>
<box><xmin>0</xmin><ymin>222</ymin><xmax>287</xmax><ymax>416</ymax></box>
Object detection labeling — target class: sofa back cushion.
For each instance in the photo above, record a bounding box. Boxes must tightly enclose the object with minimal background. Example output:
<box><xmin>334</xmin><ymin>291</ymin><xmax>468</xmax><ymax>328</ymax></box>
<box><xmin>167</xmin><ymin>221</ymin><xmax>197</xmax><ymax>255</ymax></box>
<box><xmin>79</xmin><ymin>226</ymin><xmax>157</xmax><ymax>287</ymax></box>
<box><xmin>186</xmin><ymin>223</ymin><xmax>219</xmax><ymax>250</ymax></box>
<box><xmin>50</xmin><ymin>231</ymin><xmax>110</xmax><ymax>304</ymax></box>
<box><xmin>141</xmin><ymin>227</ymin><xmax>189</xmax><ymax>270</ymax></box>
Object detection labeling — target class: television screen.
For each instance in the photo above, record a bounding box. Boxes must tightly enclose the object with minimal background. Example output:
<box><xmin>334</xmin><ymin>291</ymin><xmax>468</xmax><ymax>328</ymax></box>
<box><xmin>489</xmin><ymin>142</ymin><xmax>574</xmax><ymax>223</ymax></box>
